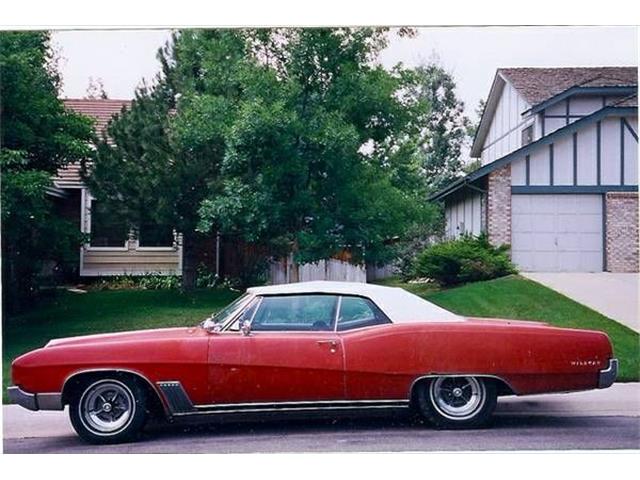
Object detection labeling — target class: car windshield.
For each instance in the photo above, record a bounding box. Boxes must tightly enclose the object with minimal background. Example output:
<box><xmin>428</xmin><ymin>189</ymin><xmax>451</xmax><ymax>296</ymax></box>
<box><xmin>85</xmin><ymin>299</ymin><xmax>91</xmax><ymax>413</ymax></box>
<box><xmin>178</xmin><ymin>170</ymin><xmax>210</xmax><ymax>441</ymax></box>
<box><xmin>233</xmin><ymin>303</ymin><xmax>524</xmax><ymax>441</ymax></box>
<box><xmin>200</xmin><ymin>293</ymin><xmax>252</xmax><ymax>328</ymax></box>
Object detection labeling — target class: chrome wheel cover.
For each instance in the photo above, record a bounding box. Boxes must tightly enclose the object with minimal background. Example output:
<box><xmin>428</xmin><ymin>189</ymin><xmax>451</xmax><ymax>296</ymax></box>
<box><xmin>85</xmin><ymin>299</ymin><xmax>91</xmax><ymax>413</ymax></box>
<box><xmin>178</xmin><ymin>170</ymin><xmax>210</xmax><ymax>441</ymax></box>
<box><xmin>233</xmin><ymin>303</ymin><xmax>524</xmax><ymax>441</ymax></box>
<box><xmin>429</xmin><ymin>376</ymin><xmax>486</xmax><ymax>420</ymax></box>
<box><xmin>79</xmin><ymin>380</ymin><xmax>135</xmax><ymax>436</ymax></box>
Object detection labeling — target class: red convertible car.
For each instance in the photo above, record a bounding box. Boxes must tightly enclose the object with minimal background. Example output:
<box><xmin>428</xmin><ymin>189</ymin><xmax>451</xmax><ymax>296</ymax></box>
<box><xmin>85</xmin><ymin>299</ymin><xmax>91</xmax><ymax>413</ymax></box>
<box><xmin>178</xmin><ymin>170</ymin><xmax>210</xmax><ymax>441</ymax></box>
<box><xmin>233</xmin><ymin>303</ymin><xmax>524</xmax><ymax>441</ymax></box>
<box><xmin>9</xmin><ymin>281</ymin><xmax>617</xmax><ymax>444</ymax></box>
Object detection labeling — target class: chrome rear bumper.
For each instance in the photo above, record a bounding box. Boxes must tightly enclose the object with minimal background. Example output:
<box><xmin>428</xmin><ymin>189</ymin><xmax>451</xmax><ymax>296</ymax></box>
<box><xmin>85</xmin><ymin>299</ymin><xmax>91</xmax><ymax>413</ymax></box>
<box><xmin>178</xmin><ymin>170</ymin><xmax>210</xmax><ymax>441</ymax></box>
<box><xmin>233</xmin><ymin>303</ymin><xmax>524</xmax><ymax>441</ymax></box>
<box><xmin>7</xmin><ymin>386</ymin><xmax>63</xmax><ymax>411</ymax></box>
<box><xmin>598</xmin><ymin>358</ymin><xmax>618</xmax><ymax>389</ymax></box>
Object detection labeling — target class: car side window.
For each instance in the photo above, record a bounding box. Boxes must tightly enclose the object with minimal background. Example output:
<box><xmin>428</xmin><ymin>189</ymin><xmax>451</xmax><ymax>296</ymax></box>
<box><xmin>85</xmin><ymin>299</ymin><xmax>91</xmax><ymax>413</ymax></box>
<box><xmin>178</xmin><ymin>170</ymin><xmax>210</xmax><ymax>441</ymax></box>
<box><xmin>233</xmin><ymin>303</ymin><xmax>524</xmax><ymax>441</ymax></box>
<box><xmin>337</xmin><ymin>296</ymin><xmax>391</xmax><ymax>331</ymax></box>
<box><xmin>251</xmin><ymin>295</ymin><xmax>338</xmax><ymax>332</ymax></box>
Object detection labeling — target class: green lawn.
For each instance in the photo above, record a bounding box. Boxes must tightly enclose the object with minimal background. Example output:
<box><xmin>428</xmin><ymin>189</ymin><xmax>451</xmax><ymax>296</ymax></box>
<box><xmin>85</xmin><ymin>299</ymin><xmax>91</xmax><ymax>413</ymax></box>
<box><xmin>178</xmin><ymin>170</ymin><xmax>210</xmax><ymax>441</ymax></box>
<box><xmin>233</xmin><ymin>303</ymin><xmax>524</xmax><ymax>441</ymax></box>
<box><xmin>376</xmin><ymin>275</ymin><xmax>639</xmax><ymax>382</ymax></box>
<box><xmin>3</xmin><ymin>275</ymin><xmax>638</xmax><ymax>403</ymax></box>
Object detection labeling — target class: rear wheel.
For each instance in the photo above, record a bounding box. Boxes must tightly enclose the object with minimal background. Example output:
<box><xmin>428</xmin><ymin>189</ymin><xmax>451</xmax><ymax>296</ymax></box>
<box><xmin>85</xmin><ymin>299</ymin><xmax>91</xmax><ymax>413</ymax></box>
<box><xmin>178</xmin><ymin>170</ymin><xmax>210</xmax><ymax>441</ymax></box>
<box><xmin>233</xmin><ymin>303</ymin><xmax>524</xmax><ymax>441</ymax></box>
<box><xmin>69</xmin><ymin>377</ymin><xmax>148</xmax><ymax>444</ymax></box>
<box><xmin>415</xmin><ymin>376</ymin><xmax>497</xmax><ymax>429</ymax></box>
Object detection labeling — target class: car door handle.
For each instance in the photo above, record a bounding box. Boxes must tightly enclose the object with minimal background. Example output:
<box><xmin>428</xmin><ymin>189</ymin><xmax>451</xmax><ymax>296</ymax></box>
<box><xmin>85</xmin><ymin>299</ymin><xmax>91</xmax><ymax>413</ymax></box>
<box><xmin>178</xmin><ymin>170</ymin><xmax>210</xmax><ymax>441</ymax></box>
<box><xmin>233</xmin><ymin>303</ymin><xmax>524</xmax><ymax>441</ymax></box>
<box><xmin>317</xmin><ymin>340</ymin><xmax>338</xmax><ymax>352</ymax></box>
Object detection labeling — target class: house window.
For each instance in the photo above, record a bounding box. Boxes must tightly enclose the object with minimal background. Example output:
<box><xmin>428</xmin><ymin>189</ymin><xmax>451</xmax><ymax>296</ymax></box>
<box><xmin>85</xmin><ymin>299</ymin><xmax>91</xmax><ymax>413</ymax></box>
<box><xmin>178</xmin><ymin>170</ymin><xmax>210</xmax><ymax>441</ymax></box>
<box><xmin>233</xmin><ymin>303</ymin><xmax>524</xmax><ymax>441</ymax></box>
<box><xmin>89</xmin><ymin>201</ymin><xmax>129</xmax><ymax>247</ymax></box>
<box><xmin>521</xmin><ymin>125</ymin><xmax>534</xmax><ymax>146</ymax></box>
<box><xmin>137</xmin><ymin>222</ymin><xmax>175</xmax><ymax>247</ymax></box>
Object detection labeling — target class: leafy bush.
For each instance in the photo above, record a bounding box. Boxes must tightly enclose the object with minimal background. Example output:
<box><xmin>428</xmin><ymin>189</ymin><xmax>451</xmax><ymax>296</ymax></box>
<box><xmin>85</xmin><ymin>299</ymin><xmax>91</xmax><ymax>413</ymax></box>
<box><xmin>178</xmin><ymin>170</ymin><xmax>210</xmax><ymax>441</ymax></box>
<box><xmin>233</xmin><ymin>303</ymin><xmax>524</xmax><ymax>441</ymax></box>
<box><xmin>138</xmin><ymin>274</ymin><xmax>181</xmax><ymax>290</ymax></box>
<box><xmin>196</xmin><ymin>264</ymin><xmax>219</xmax><ymax>289</ymax></box>
<box><xmin>87</xmin><ymin>274</ymin><xmax>181</xmax><ymax>291</ymax></box>
<box><xmin>414</xmin><ymin>234</ymin><xmax>516</xmax><ymax>286</ymax></box>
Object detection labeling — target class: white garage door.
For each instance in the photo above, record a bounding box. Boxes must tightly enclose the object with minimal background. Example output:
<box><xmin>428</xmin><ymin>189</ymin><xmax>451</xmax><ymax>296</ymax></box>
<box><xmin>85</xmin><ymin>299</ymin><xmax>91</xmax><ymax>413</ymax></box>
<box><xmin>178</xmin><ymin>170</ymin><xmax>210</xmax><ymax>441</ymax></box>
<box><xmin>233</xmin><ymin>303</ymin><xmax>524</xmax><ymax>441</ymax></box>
<box><xmin>511</xmin><ymin>194</ymin><xmax>603</xmax><ymax>272</ymax></box>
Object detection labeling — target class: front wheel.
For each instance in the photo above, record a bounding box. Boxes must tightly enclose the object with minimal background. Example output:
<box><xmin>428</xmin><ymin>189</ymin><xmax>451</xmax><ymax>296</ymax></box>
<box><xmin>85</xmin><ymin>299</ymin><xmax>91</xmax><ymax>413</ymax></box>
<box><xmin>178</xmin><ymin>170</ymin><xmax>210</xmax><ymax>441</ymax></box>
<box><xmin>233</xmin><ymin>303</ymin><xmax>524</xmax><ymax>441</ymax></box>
<box><xmin>415</xmin><ymin>376</ymin><xmax>497</xmax><ymax>429</ymax></box>
<box><xmin>69</xmin><ymin>377</ymin><xmax>148</xmax><ymax>444</ymax></box>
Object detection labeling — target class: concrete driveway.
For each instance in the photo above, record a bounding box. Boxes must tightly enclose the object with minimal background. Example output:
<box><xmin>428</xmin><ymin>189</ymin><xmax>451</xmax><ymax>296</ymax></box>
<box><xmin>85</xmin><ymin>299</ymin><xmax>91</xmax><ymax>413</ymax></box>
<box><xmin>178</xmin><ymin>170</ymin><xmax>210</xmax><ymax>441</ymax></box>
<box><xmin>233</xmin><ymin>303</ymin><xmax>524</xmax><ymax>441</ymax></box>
<box><xmin>522</xmin><ymin>273</ymin><xmax>639</xmax><ymax>332</ymax></box>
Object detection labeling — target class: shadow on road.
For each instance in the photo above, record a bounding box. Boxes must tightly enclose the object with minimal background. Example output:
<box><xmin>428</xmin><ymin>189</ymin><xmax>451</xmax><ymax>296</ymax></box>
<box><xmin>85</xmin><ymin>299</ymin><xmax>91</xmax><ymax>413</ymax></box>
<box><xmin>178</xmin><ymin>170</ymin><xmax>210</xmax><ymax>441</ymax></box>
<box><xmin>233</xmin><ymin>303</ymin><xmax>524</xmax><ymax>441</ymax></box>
<box><xmin>139</xmin><ymin>412</ymin><xmax>635</xmax><ymax>442</ymax></box>
<box><xmin>5</xmin><ymin>413</ymin><xmax>639</xmax><ymax>453</ymax></box>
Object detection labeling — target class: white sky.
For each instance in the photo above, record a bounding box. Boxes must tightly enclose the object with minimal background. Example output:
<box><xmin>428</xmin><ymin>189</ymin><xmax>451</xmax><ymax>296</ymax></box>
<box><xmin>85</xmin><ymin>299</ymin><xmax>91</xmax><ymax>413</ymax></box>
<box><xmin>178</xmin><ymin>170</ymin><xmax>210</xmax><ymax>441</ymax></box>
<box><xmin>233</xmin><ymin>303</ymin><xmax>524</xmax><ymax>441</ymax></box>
<box><xmin>53</xmin><ymin>26</ymin><xmax>638</xmax><ymax>121</ymax></box>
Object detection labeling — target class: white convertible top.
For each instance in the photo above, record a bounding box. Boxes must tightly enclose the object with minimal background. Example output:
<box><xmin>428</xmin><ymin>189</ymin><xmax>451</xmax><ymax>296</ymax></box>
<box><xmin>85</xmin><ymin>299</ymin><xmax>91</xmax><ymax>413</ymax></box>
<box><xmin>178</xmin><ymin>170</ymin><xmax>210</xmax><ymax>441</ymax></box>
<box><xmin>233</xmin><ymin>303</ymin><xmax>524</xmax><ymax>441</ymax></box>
<box><xmin>247</xmin><ymin>281</ymin><xmax>462</xmax><ymax>323</ymax></box>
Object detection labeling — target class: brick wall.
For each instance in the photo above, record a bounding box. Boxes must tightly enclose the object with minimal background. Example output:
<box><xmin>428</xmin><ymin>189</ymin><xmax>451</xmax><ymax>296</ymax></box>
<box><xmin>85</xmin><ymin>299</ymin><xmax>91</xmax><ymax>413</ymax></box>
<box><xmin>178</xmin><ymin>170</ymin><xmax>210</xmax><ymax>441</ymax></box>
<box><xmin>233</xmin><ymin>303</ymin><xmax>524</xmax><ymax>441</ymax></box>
<box><xmin>487</xmin><ymin>165</ymin><xmax>512</xmax><ymax>247</ymax></box>
<box><xmin>605</xmin><ymin>192</ymin><xmax>639</xmax><ymax>273</ymax></box>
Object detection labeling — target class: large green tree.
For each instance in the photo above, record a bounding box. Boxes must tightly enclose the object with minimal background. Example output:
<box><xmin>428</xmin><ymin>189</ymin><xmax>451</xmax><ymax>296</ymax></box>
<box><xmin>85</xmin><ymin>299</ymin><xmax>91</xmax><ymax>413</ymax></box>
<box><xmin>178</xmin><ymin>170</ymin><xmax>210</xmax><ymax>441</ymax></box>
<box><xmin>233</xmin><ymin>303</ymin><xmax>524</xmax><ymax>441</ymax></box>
<box><xmin>408</xmin><ymin>61</ymin><xmax>471</xmax><ymax>193</ymax></box>
<box><xmin>1</xmin><ymin>31</ymin><xmax>94</xmax><ymax>311</ymax></box>
<box><xmin>86</xmin><ymin>28</ymin><xmax>436</xmax><ymax>289</ymax></box>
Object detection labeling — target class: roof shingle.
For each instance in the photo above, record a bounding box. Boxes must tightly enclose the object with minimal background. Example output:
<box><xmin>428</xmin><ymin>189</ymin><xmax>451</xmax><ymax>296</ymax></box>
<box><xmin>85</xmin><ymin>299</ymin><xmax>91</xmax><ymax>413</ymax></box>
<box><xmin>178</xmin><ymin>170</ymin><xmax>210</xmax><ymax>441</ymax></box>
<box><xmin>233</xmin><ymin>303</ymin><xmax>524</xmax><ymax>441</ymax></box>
<box><xmin>54</xmin><ymin>99</ymin><xmax>131</xmax><ymax>188</ymax></box>
<box><xmin>63</xmin><ymin>98</ymin><xmax>131</xmax><ymax>135</ymax></box>
<box><xmin>498</xmin><ymin>67</ymin><xmax>638</xmax><ymax>106</ymax></box>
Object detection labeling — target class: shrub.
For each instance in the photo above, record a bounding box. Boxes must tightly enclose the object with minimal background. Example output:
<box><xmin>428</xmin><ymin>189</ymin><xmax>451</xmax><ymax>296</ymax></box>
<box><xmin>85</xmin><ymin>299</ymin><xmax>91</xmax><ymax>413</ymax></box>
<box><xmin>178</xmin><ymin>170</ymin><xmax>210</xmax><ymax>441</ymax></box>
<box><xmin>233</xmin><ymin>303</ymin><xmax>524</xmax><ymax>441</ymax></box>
<box><xmin>196</xmin><ymin>264</ymin><xmax>219</xmax><ymax>289</ymax></box>
<box><xmin>414</xmin><ymin>234</ymin><xmax>516</xmax><ymax>286</ymax></box>
<box><xmin>87</xmin><ymin>274</ymin><xmax>181</xmax><ymax>291</ymax></box>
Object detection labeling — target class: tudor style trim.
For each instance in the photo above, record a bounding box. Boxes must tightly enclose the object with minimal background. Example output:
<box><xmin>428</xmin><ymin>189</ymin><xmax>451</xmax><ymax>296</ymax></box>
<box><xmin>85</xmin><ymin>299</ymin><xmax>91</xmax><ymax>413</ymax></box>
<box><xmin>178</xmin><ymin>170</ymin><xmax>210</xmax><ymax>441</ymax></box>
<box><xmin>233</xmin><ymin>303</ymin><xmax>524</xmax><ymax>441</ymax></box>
<box><xmin>623</xmin><ymin>118</ymin><xmax>639</xmax><ymax>140</ymax></box>
<box><xmin>597</xmin><ymin>120</ymin><xmax>602</xmax><ymax>185</ymax></box>
<box><xmin>511</xmin><ymin>185</ymin><xmax>638</xmax><ymax>195</ymax></box>
<box><xmin>621</xmin><ymin>118</ymin><xmax>626</xmax><ymax>185</ymax></box>
<box><xmin>429</xmin><ymin>106</ymin><xmax>637</xmax><ymax>202</ymax></box>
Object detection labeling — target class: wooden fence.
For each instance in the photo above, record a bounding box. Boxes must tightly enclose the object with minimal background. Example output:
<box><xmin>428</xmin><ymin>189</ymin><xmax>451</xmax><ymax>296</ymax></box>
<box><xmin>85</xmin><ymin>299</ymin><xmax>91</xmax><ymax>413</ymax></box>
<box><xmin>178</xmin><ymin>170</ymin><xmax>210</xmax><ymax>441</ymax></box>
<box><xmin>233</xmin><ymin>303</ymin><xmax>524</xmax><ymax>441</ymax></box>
<box><xmin>269</xmin><ymin>255</ymin><xmax>367</xmax><ymax>284</ymax></box>
<box><xmin>366</xmin><ymin>263</ymin><xmax>398</xmax><ymax>282</ymax></box>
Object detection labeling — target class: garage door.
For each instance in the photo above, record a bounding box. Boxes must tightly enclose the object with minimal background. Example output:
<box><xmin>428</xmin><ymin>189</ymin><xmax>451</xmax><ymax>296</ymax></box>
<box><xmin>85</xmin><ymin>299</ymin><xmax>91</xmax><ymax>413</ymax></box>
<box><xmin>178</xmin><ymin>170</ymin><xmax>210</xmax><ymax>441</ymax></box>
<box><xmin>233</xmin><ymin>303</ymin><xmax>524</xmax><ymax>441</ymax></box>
<box><xmin>511</xmin><ymin>194</ymin><xmax>603</xmax><ymax>272</ymax></box>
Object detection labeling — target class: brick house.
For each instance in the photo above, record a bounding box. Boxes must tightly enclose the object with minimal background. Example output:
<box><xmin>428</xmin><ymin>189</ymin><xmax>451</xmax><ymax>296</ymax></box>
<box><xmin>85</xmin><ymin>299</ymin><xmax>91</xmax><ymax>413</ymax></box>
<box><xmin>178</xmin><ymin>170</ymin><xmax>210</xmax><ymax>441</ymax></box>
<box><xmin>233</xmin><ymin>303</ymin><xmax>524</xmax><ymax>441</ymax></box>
<box><xmin>430</xmin><ymin>67</ymin><xmax>638</xmax><ymax>273</ymax></box>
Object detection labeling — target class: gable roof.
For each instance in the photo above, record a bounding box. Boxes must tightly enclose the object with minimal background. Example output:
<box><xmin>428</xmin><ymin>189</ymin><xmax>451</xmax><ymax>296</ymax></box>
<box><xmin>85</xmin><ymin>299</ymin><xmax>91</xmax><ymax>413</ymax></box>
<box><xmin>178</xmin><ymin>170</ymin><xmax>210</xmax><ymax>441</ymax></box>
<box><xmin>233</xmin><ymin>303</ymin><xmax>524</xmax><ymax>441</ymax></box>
<box><xmin>63</xmin><ymin>98</ymin><xmax>131</xmax><ymax>135</ymax></box>
<box><xmin>499</xmin><ymin>67</ymin><xmax>637</xmax><ymax>107</ymax></box>
<box><xmin>431</xmin><ymin>102</ymin><xmax>637</xmax><ymax>202</ymax></box>
<box><xmin>470</xmin><ymin>66</ymin><xmax>638</xmax><ymax>157</ymax></box>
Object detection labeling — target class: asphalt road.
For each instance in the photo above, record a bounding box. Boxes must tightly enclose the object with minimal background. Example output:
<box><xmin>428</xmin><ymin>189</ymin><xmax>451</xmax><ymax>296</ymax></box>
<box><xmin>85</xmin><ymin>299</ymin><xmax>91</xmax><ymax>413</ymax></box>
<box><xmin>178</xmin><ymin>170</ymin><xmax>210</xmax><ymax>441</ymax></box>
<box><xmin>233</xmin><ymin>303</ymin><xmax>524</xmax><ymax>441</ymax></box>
<box><xmin>4</xmin><ymin>384</ymin><xmax>640</xmax><ymax>453</ymax></box>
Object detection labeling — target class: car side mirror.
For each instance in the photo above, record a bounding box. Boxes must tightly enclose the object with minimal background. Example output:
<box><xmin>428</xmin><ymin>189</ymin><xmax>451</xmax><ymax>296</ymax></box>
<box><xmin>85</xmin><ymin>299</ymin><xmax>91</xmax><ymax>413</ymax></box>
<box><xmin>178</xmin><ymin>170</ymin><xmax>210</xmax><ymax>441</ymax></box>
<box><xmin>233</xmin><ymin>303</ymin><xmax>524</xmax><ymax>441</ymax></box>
<box><xmin>202</xmin><ymin>316</ymin><xmax>223</xmax><ymax>334</ymax></box>
<box><xmin>240</xmin><ymin>319</ymin><xmax>252</xmax><ymax>336</ymax></box>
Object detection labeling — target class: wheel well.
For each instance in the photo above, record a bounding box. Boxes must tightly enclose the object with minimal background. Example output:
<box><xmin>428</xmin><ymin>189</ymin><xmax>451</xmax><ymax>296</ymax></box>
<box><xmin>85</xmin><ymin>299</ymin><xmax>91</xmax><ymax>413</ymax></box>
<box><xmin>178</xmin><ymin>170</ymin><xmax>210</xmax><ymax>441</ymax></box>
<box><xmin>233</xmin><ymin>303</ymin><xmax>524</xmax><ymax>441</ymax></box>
<box><xmin>61</xmin><ymin>371</ymin><xmax>167</xmax><ymax>419</ymax></box>
<box><xmin>409</xmin><ymin>375</ymin><xmax>516</xmax><ymax>407</ymax></box>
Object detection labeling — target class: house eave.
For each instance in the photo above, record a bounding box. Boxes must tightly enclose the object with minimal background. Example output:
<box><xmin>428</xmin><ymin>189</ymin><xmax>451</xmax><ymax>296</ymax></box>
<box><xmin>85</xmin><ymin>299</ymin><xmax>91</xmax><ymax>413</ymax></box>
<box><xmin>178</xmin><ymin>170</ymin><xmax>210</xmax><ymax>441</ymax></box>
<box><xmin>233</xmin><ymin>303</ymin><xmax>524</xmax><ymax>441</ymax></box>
<box><xmin>428</xmin><ymin>178</ymin><xmax>468</xmax><ymax>202</ymax></box>
<box><xmin>470</xmin><ymin>73</ymin><xmax>507</xmax><ymax>158</ymax></box>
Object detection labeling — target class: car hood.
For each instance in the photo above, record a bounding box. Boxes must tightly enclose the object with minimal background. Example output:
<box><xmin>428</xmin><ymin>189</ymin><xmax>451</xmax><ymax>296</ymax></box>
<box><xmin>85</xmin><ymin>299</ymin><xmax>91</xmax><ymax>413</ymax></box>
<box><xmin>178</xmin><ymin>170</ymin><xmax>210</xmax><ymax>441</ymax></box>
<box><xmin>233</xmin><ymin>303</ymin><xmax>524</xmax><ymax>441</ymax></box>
<box><xmin>46</xmin><ymin>326</ymin><xmax>203</xmax><ymax>348</ymax></box>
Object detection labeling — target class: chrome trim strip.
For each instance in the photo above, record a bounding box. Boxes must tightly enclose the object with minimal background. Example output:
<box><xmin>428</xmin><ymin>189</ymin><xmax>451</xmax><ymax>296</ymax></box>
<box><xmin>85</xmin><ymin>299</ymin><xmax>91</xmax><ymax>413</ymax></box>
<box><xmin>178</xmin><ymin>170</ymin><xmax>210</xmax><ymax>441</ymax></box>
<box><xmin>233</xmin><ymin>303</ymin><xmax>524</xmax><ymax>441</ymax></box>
<box><xmin>409</xmin><ymin>374</ymin><xmax>518</xmax><ymax>396</ymax></box>
<box><xmin>176</xmin><ymin>399</ymin><xmax>410</xmax><ymax>417</ymax></box>
<box><xmin>174</xmin><ymin>405</ymin><xmax>409</xmax><ymax>417</ymax></box>
<box><xmin>193</xmin><ymin>398</ymin><xmax>409</xmax><ymax>410</ymax></box>
<box><xmin>333</xmin><ymin>296</ymin><xmax>342</xmax><ymax>332</ymax></box>
<box><xmin>219</xmin><ymin>294</ymin><xmax>258</xmax><ymax>332</ymax></box>
<box><xmin>598</xmin><ymin>358</ymin><xmax>618</xmax><ymax>389</ymax></box>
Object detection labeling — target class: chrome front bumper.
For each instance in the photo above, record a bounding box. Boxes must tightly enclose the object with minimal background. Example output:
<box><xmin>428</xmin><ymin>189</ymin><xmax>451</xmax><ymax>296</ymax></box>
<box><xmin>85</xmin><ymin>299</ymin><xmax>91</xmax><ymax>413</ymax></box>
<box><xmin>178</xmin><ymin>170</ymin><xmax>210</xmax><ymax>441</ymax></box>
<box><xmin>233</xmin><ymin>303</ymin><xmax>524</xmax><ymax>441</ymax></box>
<box><xmin>598</xmin><ymin>358</ymin><xmax>618</xmax><ymax>389</ymax></box>
<box><xmin>7</xmin><ymin>386</ymin><xmax>63</xmax><ymax>411</ymax></box>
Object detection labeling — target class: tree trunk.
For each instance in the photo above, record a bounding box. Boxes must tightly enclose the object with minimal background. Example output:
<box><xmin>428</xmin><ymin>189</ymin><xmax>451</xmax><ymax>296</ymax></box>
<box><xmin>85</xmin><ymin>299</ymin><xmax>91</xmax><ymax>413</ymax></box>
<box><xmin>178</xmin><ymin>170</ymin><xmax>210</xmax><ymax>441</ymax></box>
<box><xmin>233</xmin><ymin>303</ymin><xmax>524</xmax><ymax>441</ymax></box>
<box><xmin>3</xmin><ymin>247</ymin><xmax>35</xmax><ymax>314</ymax></box>
<box><xmin>181</xmin><ymin>232</ymin><xmax>198</xmax><ymax>291</ymax></box>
